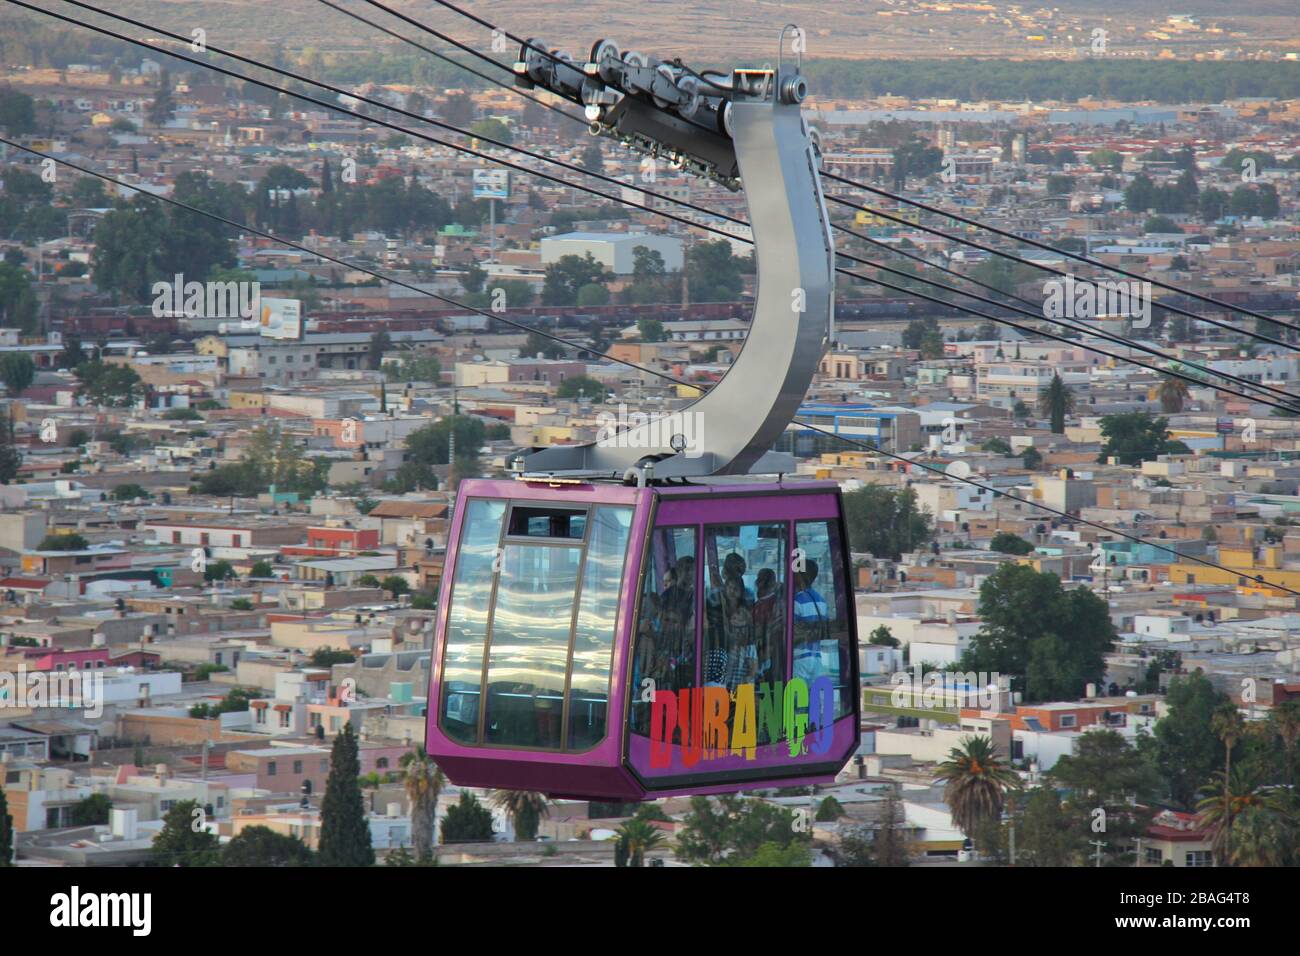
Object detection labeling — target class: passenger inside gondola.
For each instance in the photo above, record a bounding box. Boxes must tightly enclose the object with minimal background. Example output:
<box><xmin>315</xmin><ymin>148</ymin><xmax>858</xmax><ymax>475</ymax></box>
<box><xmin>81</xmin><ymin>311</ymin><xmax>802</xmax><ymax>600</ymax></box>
<box><xmin>793</xmin><ymin>559</ymin><xmax>833</xmax><ymax>686</ymax></box>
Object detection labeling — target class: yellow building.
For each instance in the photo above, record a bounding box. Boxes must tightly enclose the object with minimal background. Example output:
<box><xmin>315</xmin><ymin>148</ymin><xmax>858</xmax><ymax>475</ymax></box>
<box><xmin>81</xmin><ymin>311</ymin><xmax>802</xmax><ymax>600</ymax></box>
<box><xmin>1168</xmin><ymin>544</ymin><xmax>1300</xmax><ymax>593</ymax></box>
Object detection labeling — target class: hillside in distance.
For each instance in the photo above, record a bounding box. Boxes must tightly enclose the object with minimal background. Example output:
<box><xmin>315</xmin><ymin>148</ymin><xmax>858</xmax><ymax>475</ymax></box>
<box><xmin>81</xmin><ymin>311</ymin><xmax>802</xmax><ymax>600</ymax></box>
<box><xmin>93</xmin><ymin>0</ymin><xmax>1300</xmax><ymax>62</ymax></box>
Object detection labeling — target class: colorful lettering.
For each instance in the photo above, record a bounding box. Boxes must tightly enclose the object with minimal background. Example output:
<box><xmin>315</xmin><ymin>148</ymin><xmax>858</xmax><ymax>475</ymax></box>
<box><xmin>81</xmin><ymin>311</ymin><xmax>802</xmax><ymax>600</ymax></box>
<box><xmin>644</xmin><ymin>679</ymin><xmax>839</xmax><ymax>770</ymax></box>
<box><xmin>731</xmin><ymin>683</ymin><xmax>757</xmax><ymax>760</ymax></box>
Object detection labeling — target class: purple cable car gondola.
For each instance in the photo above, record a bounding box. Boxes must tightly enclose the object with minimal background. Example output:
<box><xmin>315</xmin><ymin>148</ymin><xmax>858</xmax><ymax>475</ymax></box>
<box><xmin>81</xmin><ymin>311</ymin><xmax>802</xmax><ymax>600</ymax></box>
<box><xmin>426</xmin><ymin>478</ymin><xmax>859</xmax><ymax>799</ymax></box>
<box><xmin>426</xmin><ymin>35</ymin><xmax>860</xmax><ymax>798</ymax></box>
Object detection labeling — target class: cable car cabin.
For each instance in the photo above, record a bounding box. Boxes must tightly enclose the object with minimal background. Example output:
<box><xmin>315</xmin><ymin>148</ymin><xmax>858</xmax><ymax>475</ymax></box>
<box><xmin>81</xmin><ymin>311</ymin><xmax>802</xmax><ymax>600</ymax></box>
<box><xmin>426</xmin><ymin>477</ymin><xmax>860</xmax><ymax>800</ymax></box>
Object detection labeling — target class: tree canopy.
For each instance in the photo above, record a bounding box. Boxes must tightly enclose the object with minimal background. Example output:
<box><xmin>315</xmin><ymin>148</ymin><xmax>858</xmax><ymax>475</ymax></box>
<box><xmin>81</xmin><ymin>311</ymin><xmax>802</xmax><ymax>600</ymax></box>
<box><xmin>961</xmin><ymin>563</ymin><xmax>1115</xmax><ymax>702</ymax></box>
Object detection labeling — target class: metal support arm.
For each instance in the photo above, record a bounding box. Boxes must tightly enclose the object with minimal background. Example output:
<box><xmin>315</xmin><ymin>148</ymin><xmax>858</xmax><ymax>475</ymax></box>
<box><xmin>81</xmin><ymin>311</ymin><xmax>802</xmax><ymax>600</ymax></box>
<box><xmin>518</xmin><ymin>59</ymin><xmax>834</xmax><ymax>481</ymax></box>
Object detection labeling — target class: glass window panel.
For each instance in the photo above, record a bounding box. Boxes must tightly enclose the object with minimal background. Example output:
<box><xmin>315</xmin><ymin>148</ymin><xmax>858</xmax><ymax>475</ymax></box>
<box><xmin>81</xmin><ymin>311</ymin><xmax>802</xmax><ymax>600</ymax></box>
<box><xmin>508</xmin><ymin>506</ymin><xmax>586</xmax><ymax>539</ymax></box>
<box><xmin>483</xmin><ymin>544</ymin><xmax>582</xmax><ymax>748</ymax></box>
<box><xmin>439</xmin><ymin>499</ymin><xmax>506</xmax><ymax>743</ymax></box>
<box><xmin>566</xmin><ymin>506</ymin><xmax>633</xmax><ymax>750</ymax></box>
<box><xmin>704</xmin><ymin>523</ymin><xmax>787</xmax><ymax>745</ymax></box>
<box><xmin>630</xmin><ymin>527</ymin><xmax>697</xmax><ymax>737</ymax></box>
<box><xmin>793</xmin><ymin>520</ymin><xmax>854</xmax><ymax>720</ymax></box>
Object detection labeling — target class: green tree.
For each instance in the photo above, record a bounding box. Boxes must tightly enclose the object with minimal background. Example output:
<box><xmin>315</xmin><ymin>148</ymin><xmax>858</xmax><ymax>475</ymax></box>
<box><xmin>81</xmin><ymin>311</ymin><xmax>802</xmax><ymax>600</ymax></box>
<box><xmin>555</xmin><ymin>375</ymin><xmax>609</xmax><ymax>403</ymax></box>
<box><xmin>738</xmin><ymin>842</ymin><xmax>813</xmax><ymax>867</ymax></box>
<box><xmin>893</xmin><ymin>137</ymin><xmax>944</xmax><ymax>184</ymax></box>
<box><xmin>37</xmin><ymin>532</ymin><xmax>88</xmax><ymax>551</ymax></box>
<box><xmin>249</xmin><ymin>560</ymin><xmax>274</xmax><ymax>579</ymax></box>
<box><xmin>637</xmin><ymin>318</ymin><xmax>666</xmax><ymax>342</ymax></box>
<box><xmin>519</xmin><ymin>329</ymin><xmax>566</xmax><ymax>359</ymax></box>
<box><xmin>1097</xmin><ymin>411</ymin><xmax>1180</xmax><ymax>466</ymax></box>
<box><xmin>0</xmin><ymin>353</ymin><xmax>34</xmax><ymax>396</ymax></box>
<box><xmin>0</xmin><ymin>786</ymin><xmax>12</xmax><ymax>866</ymax></box>
<box><xmin>934</xmin><ymin>736</ymin><xmax>1020</xmax><ymax>846</ymax></box>
<box><xmin>318</xmin><ymin>723</ymin><xmax>374</xmax><ymax>866</ymax></box>
<box><xmin>385</xmin><ymin>355</ymin><xmax>442</xmax><ymax>384</ymax></box>
<box><xmin>1270</xmin><ymin>700</ymin><xmax>1300</xmax><ymax>788</ymax></box>
<box><xmin>675</xmin><ymin>794</ymin><xmax>809</xmax><ymax>866</ymax></box>
<box><xmin>1149</xmin><ymin>670</ymin><xmax>1230</xmax><ymax>808</ymax></box>
<box><xmin>1046</xmin><ymin>173</ymin><xmax>1074</xmax><ymax>196</ymax></box>
<box><xmin>0</xmin><ymin>261</ymin><xmax>37</xmax><ymax>334</ymax></box>
<box><xmin>470</xmin><ymin>117</ymin><xmax>512</xmax><ymax>144</ymax></box>
<box><xmin>111</xmin><ymin>483</ymin><xmax>150</xmax><ymax>501</ymax></box>
<box><xmin>989</xmin><ymin>531</ymin><xmax>1034</xmax><ymax>555</ymax></box>
<box><xmin>309</xmin><ymin>647</ymin><xmax>356</xmax><ymax>667</ymax></box>
<box><xmin>870</xmin><ymin>787</ymin><xmax>912</xmax><ymax>867</ymax></box>
<box><xmin>576</xmin><ymin>282</ymin><xmax>610</xmax><ymax>307</ymax></box>
<box><xmin>961</xmin><ymin>563</ymin><xmax>1115</xmax><ymax>702</ymax></box>
<box><xmin>0</xmin><ymin>87</ymin><xmax>36</xmax><ymax>134</ymax></box>
<box><xmin>1195</xmin><ymin>768</ymin><xmax>1269</xmax><ymax>866</ymax></box>
<box><xmin>148</xmin><ymin>68</ymin><xmax>175</xmax><ymax>125</ymax></box>
<box><xmin>74</xmin><ymin>360</ymin><xmax>143</xmax><ymax>408</ymax></box>
<box><xmin>816</xmin><ymin>796</ymin><xmax>845</xmax><ymax>821</ymax></box>
<box><xmin>902</xmin><ymin>315</ymin><xmax>943</xmax><ymax>357</ymax></box>
<box><xmin>400</xmin><ymin>746</ymin><xmax>445</xmax><ymax>861</ymax></box>
<box><xmin>1037</xmin><ymin>374</ymin><xmax>1074</xmax><ymax>434</ymax></box>
<box><xmin>1048</xmin><ymin>729</ymin><xmax>1159</xmax><ymax>864</ymax></box>
<box><xmin>440</xmin><ymin>791</ymin><xmax>495</xmax><ymax>843</ymax></box>
<box><xmin>1144</xmin><ymin>215</ymin><xmax>1180</xmax><ymax>234</ymax></box>
<box><xmin>1011</xmin><ymin>788</ymin><xmax>1085</xmax><ymax>866</ymax></box>
<box><xmin>981</xmin><ymin>437</ymin><xmax>1012</xmax><ymax>455</ymax></box>
<box><xmin>614</xmin><ymin>817</ymin><xmax>665</xmax><ymax>867</ymax></box>
<box><xmin>686</xmin><ymin>240</ymin><xmax>746</xmax><ymax>303</ymax></box>
<box><xmin>1199</xmin><ymin>187</ymin><xmax>1229</xmax><ymax>223</ymax></box>
<box><xmin>68</xmin><ymin>793</ymin><xmax>113</xmax><ymax>827</ymax></box>
<box><xmin>223</xmin><ymin>826</ymin><xmax>314</xmax><ymax>866</ymax></box>
<box><xmin>1087</xmin><ymin>148</ymin><xmax>1123</xmax><ymax>171</ymax></box>
<box><xmin>152</xmin><ymin>799</ymin><xmax>221</xmax><ymax>867</ymax></box>
<box><xmin>626</xmin><ymin>247</ymin><xmax>671</xmax><ymax>305</ymax></box>
<box><xmin>842</xmin><ymin>484</ymin><xmax>933</xmax><ymax>560</ymax></box>
<box><xmin>0</xmin><ymin>408</ymin><xmax>21</xmax><ymax>484</ymax></box>
<box><xmin>380</xmin><ymin>575</ymin><xmax>410</xmax><ymax>599</ymax></box>
<box><xmin>89</xmin><ymin>202</ymin><xmax>165</xmax><ymax>303</ymax></box>
<box><xmin>203</xmin><ymin>559</ymin><xmax>236</xmax><ymax>583</ymax></box>
<box><xmin>460</xmin><ymin>262</ymin><xmax>487</xmax><ymax>294</ymax></box>
<box><xmin>868</xmin><ymin>625</ymin><xmax>900</xmax><ymax>647</ymax></box>
<box><xmin>490</xmin><ymin>790</ymin><xmax>550</xmax><ymax>842</ymax></box>
<box><xmin>367</xmin><ymin>330</ymin><xmax>392</xmax><ymax>371</ymax></box>
<box><xmin>542</xmin><ymin>253</ymin><xmax>610</xmax><ymax>306</ymax></box>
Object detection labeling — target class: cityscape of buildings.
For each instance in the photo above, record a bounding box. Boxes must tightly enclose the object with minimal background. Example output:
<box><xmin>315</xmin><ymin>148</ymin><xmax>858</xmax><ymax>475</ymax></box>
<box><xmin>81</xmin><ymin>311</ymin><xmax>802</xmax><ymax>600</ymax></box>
<box><xmin>0</xmin><ymin>0</ymin><xmax>1297</xmax><ymax>874</ymax></box>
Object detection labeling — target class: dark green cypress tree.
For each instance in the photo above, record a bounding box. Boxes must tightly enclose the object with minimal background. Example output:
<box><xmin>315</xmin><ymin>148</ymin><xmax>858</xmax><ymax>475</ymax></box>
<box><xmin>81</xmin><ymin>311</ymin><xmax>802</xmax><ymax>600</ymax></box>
<box><xmin>318</xmin><ymin>723</ymin><xmax>374</xmax><ymax>866</ymax></box>
<box><xmin>0</xmin><ymin>786</ymin><xmax>14</xmax><ymax>866</ymax></box>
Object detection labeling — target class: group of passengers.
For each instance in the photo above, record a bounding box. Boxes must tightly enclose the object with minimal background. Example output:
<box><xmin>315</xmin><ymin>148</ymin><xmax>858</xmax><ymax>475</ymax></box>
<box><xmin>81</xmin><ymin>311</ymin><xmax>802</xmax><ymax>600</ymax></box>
<box><xmin>634</xmin><ymin>551</ymin><xmax>835</xmax><ymax>699</ymax></box>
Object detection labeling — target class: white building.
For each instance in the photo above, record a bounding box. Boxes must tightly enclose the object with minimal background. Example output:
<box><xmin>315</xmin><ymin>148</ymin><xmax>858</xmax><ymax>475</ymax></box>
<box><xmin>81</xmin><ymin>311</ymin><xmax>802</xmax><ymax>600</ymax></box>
<box><xmin>541</xmin><ymin>232</ymin><xmax>684</xmax><ymax>274</ymax></box>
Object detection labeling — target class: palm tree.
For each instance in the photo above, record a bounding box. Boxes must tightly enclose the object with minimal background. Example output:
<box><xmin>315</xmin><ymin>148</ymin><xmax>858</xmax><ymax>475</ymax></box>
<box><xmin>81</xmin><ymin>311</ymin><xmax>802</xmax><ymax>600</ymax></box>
<box><xmin>490</xmin><ymin>790</ymin><xmax>550</xmax><ymax>842</ymax></box>
<box><xmin>1195</xmin><ymin>768</ymin><xmax>1267</xmax><ymax>866</ymax></box>
<box><xmin>399</xmin><ymin>745</ymin><xmax>445</xmax><ymax>861</ymax></box>
<box><xmin>1157</xmin><ymin>377</ymin><xmax>1191</xmax><ymax>413</ymax></box>
<box><xmin>1270</xmin><ymin>700</ymin><xmax>1300</xmax><ymax>788</ymax></box>
<box><xmin>615</xmin><ymin>818</ymin><xmax>666</xmax><ymax>867</ymax></box>
<box><xmin>934</xmin><ymin>736</ymin><xmax>1020</xmax><ymax>846</ymax></box>
<box><xmin>1226</xmin><ymin>804</ymin><xmax>1286</xmax><ymax>867</ymax></box>
<box><xmin>1209</xmin><ymin>703</ymin><xmax>1245</xmax><ymax>861</ymax></box>
<box><xmin>1036</xmin><ymin>374</ymin><xmax>1075</xmax><ymax>434</ymax></box>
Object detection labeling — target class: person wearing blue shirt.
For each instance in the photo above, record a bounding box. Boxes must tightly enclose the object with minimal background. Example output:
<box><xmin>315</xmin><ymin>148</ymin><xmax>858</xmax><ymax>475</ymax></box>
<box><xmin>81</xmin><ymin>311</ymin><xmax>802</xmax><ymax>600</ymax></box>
<box><xmin>793</xmin><ymin>559</ymin><xmax>832</xmax><ymax>686</ymax></box>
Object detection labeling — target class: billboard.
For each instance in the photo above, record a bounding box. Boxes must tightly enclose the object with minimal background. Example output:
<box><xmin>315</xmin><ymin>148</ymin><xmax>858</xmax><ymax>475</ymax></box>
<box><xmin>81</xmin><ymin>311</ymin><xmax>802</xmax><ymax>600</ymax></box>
<box><xmin>259</xmin><ymin>297</ymin><xmax>303</xmax><ymax>340</ymax></box>
<box><xmin>472</xmin><ymin>168</ymin><xmax>510</xmax><ymax>200</ymax></box>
